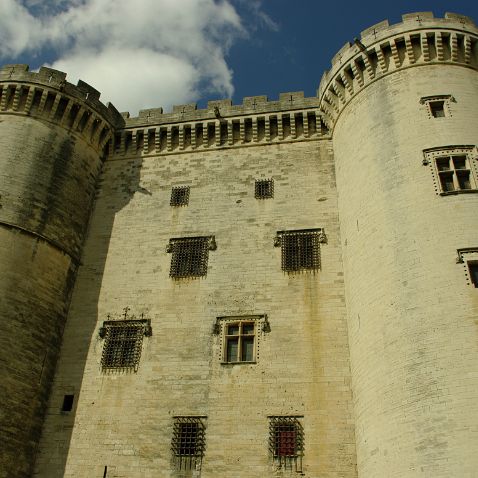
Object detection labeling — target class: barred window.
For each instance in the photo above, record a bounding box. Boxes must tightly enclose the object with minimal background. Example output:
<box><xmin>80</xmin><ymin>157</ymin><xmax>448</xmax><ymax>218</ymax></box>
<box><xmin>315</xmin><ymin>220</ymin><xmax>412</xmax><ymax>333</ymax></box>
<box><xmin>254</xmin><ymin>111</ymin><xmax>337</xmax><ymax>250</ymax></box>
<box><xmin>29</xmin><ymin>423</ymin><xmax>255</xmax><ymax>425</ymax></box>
<box><xmin>275</xmin><ymin>229</ymin><xmax>324</xmax><ymax>272</ymax></box>
<box><xmin>269</xmin><ymin>416</ymin><xmax>304</xmax><ymax>471</ymax></box>
<box><xmin>167</xmin><ymin>236</ymin><xmax>216</xmax><ymax>279</ymax></box>
<box><xmin>170</xmin><ymin>186</ymin><xmax>190</xmax><ymax>206</ymax></box>
<box><xmin>99</xmin><ymin>319</ymin><xmax>150</xmax><ymax>371</ymax></box>
<box><xmin>255</xmin><ymin>179</ymin><xmax>274</xmax><ymax>199</ymax></box>
<box><xmin>172</xmin><ymin>417</ymin><xmax>206</xmax><ymax>470</ymax></box>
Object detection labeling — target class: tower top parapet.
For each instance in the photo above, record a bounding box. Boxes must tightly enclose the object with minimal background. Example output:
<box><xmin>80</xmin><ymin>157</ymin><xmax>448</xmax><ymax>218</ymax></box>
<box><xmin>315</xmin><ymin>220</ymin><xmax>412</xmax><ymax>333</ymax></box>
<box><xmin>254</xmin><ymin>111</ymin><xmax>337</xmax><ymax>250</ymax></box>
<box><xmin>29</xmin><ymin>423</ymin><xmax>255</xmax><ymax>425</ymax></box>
<box><xmin>0</xmin><ymin>64</ymin><xmax>124</xmax><ymax>129</ymax></box>
<box><xmin>318</xmin><ymin>12</ymin><xmax>478</xmax><ymax>130</ymax></box>
<box><xmin>122</xmin><ymin>91</ymin><xmax>321</xmax><ymax>129</ymax></box>
<box><xmin>0</xmin><ymin>64</ymin><xmax>124</xmax><ymax>152</ymax></box>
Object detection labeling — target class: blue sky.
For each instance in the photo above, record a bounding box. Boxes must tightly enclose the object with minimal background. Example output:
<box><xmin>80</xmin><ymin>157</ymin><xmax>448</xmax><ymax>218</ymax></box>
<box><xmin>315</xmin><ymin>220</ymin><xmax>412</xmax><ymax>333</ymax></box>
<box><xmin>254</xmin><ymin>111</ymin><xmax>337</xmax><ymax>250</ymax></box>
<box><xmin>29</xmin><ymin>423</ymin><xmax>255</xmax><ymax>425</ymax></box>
<box><xmin>1</xmin><ymin>0</ymin><xmax>477</xmax><ymax>115</ymax></box>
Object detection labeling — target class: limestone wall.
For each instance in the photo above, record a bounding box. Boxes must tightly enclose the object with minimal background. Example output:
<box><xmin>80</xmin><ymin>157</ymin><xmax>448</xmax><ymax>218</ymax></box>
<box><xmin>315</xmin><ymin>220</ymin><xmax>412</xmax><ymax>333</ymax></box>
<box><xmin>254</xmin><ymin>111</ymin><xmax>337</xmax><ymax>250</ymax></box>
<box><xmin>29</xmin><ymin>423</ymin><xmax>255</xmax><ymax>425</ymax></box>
<box><xmin>35</xmin><ymin>139</ymin><xmax>357</xmax><ymax>477</ymax></box>
<box><xmin>0</xmin><ymin>66</ymin><xmax>123</xmax><ymax>478</ymax></box>
<box><xmin>333</xmin><ymin>24</ymin><xmax>478</xmax><ymax>478</ymax></box>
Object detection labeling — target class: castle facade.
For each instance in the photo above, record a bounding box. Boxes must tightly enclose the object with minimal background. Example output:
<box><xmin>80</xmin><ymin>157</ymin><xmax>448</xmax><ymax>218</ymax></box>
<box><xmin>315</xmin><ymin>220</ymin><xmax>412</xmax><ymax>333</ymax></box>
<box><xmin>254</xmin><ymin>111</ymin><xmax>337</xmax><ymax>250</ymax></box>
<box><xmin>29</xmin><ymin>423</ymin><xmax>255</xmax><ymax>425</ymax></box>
<box><xmin>1</xmin><ymin>11</ymin><xmax>477</xmax><ymax>478</ymax></box>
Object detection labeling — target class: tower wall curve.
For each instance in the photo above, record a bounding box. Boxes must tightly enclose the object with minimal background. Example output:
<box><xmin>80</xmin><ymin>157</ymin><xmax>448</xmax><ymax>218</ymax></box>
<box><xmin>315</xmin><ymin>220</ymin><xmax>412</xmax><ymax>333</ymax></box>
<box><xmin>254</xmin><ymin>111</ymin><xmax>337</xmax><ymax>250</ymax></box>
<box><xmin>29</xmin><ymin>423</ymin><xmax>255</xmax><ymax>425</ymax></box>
<box><xmin>329</xmin><ymin>13</ymin><xmax>478</xmax><ymax>478</ymax></box>
<box><xmin>0</xmin><ymin>65</ymin><xmax>124</xmax><ymax>477</ymax></box>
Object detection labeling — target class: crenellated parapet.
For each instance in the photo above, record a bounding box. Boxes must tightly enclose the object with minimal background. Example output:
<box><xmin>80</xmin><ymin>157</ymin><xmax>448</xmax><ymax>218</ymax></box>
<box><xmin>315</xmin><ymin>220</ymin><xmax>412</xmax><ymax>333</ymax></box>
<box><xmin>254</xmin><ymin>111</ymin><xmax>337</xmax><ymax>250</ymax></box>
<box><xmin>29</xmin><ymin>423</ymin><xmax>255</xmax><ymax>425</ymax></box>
<box><xmin>113</xmin><ymin>92</ymin><xmax>327</xmax><ymax>157</ymax></box>
<box><xmin>0</xmin><ymin>64</ymin><xmax>124</xmax><ymax>154</ymax></box>
<box><xmin>318</xmin><ymin>12</ymin><xmax>478</xmax><ymax>130</ymax></box>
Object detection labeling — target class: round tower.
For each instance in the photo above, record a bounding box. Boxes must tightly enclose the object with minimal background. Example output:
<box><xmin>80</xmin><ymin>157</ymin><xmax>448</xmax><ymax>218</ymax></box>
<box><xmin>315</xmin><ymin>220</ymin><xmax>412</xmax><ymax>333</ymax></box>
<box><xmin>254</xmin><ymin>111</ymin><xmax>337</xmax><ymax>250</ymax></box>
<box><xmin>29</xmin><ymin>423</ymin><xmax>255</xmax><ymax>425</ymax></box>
<box><xmin>0</xmin><ymin>64</ymin><xmax>123</xmax><ymax>477</ymax></box>
<box><xmin>319</xmin><ymin>12</ymin><xmax>478</xmax><ymax>477</ymax></box>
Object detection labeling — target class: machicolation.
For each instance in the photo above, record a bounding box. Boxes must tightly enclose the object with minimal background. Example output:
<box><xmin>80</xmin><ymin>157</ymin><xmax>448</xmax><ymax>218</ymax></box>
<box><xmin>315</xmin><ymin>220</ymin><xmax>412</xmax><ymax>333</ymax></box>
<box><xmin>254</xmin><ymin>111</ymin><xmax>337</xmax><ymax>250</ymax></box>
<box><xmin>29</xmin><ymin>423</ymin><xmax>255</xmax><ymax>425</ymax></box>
<box><xmin>1</xmin><ymin>11</ymin><xmax>478</xmax><ymax>478</ymax></box>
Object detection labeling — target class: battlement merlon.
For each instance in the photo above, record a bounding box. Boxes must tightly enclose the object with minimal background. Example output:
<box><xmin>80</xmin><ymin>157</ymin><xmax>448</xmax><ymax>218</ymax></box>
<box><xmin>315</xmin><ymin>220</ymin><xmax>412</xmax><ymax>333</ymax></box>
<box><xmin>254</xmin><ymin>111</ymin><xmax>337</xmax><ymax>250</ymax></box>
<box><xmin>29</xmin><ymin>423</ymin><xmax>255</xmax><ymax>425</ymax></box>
<box><xmin>317</xmin><ymin>12</ymin><xmax>478</xmax><ymax>129</ymax></box>
<box><xmin>0</xmin><ymin>64</ymin><xmax>124</xmax><ymax>128</ymax></box>
<box><xmin>121</xmin><ymin>91</ymin><xmax>321</xmax><ymax>128</ymax></box>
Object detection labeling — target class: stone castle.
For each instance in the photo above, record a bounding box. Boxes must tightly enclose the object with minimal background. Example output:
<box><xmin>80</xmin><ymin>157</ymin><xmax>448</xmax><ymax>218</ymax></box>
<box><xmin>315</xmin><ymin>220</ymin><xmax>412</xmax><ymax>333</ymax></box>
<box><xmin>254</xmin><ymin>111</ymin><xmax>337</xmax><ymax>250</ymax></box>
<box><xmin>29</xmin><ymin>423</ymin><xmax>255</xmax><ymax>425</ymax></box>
<box><xmin>1</xmin><ymin>11</ymin><xmax>477</xmax><ymax>478</ymax></box>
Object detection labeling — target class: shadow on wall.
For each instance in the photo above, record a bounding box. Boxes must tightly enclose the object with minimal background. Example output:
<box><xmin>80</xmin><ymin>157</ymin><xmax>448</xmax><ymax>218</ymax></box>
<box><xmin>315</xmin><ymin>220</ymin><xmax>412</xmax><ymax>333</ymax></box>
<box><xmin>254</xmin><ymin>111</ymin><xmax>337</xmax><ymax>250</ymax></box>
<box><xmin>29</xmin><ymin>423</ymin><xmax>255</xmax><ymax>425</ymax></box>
<box><xmin>34</xmin><ymin>149</ymin><xmax>143</xmax><ymax>477</ymax></box>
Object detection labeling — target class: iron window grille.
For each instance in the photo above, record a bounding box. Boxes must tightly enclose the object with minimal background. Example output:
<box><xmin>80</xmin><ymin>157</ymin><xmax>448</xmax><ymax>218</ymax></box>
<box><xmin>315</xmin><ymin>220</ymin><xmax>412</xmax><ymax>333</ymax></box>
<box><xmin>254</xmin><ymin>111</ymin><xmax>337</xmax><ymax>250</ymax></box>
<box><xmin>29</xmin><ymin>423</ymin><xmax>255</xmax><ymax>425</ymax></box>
<box><xmin>255</xmin><ymin>179</ymin><xmax>274</xmax><ymax>199</ymax></box>
<box><xmin>171</xmin><ymin>416</ymin><xmax>206</xmax><ymax>471</ymax></box>
<box><xmin>423</xmin><ymin>146</ymin><xmax>478</xmax><ymax>195</ymax></box>
<box><xmin>275</xmin><ymin>229</ymin><xmax>326</xmax><ymax>273</ymax></box>
<box><xmin>99</xmin><ymin>318</ymin><xmax>151</xmax><ymax>371</ymax></box>
<box><xmin>170</xmin><ymin>186</ymin><xmax>190</xmax><ymax>206</ymax></box>
<box><xmin>167</xmin><ymin>236</ymin><xmax>216</xmax><ymax>279</ymax></box>
<box><xmin>269</xmin><ymin>416</ymin><xmax>304</xmax><ymax>471</ymax></box>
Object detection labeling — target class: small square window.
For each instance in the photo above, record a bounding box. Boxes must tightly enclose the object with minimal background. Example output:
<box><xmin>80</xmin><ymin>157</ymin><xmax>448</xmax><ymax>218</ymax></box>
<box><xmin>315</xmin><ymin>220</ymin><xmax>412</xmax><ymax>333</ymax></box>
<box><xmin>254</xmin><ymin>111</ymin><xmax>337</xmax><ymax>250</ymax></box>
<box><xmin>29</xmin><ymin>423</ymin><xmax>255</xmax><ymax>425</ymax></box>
<box><xmin>269</xmin><ymin>416</ymin><xmax>304</xmax><ymax>471</ymax></box>
<box><xmin>61</xmin><ymin>394</ymin><xmax>74</xmax><ymax>412</ymax></box>
<box><xmin>168</xmin><ymin>236</ymin><xmax>215</xmax><ymax>279</ymax></box>
<box><xmin>224</xmin><ymin>321</ymin><xmax>256</xmax><ymax>363</ymax></box>
<box><xmin>425</xmin><ymin>147</ymin><xmax>478</xmax><ymax>195</ymax></box>
<box><xmin>170</xmin><ymin>186</ymin><xmax>190</xmax><ymax>206</ymax></box>
<box><xmin>420</xmin><ymin>95</ymin><xmax>453</xmax><ymax>118</ymax></box>
<box><xmin>429</xmin><ymin>100</ymin><xmax>445</xmax><ymax>117</ymax></box>
<box><xmin>255</xmin><ymin>179</ymin><xmax>274</xmax><ymax>199</ymax></box>
<box><xmin>172</xmin><ymin>417</ymin><xmax>206</xmax><ymax>470</ymax></box>
<box><xmin>275</xmin><ymin>229</ymin><xmax>323</xmax><ymax>273</ymax></box>
<box><xmin>100</xmin><ymin>320</ymin><xmax>149</xmax><ymax>371</ymax></box>
<box><xmin>469</xmin><ymin>262</ymin><xmax>478</xmax><ymax>288</ymax></box>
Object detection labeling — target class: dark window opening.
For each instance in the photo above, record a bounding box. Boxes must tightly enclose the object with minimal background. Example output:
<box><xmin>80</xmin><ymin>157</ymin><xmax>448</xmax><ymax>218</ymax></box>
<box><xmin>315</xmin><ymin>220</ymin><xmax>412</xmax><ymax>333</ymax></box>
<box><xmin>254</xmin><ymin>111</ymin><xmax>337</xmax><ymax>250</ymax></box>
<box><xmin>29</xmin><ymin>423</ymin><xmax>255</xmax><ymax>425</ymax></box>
<box><xmin>307</xmin><ymin>112</ymin><xmax>317</xmax><ymax>135</ymax></box>
<box><xmin>195</xmin><ymin>124</ymin><xmax>204</xmax><ymax>147</ymax></box>
<box><xmin>257</xmin><ymin>117</ymin><xmax>266</xmax><ymax>141</ymax></box>
<box><xmin>170</xmin><ymin>186</ymin><xmax>190</xmax><ymax>207</ymax></box>
<box><xmin>457</xmin><ymin>171</ymin><xmax>471</xmax><ymax>190</ymax></box>
<box><xmin>66</xmin><ymin>103</ymin><xmax>80</xmax><ymax>128</ymax></box>
<box><xmin>171</xmin><ymin>127</ymin><xmax>179</xmax><ymax>149</ymax></box>
<box><xmin>184</xmin><ymin>126</ymin><xmax>191</xmax><ymax>147</ymax></box>
<box><xmin>255</xmin><ymin>179</ymin><xmax>274</xmax><ymax>199</ymax></box>
<box><xmin>61</xmin><ymin>394</ymin><xmax>74</xmax><ymax>412</ymax></box>
<box><xmin>295</xmin><ymin>113</ymin><xmax>304</xmax><ymax>137</ymax></box>
<box><xmin>469</xmin><ymin>262</ymin><xmax>478</xmax><ymax>288</ymax></box>
<box><xmin>220</xmin><ymin>121</ymin><xmax>228</xmax><ymax>145</ymax></box>
<box><xmin>207</xmin><ymin>123</ymin><xmax>215</xmax><ymax>146</ymax></box>
<box><xmin>282</xmin><ymin>115</ymin><xmax>291</xmax><ymax>138</ymax></box>
<box><xmin>430</xmin><ymin>100</ymin><xmax>445</xmax><ymax>117</ymax></box>
<box><xmin>244</xmin><ymin>118</ymin><xmax>253</xmax><ymax>142</ymax></box>
<box><xmin>439</xmin><ymin>172</ymin><xmax>455</xmax><ymax>192</ymax></box>
<box><xmin>269</xmin><ymin>116</ymin><xmax>278</xmax><ymax>140</ymax></box>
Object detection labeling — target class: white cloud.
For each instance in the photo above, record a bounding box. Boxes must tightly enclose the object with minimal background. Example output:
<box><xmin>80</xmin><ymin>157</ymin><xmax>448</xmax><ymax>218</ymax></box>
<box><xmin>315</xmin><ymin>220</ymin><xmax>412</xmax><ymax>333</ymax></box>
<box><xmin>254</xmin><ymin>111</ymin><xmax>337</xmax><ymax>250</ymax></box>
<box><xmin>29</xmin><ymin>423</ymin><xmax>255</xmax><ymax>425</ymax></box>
<box><xmin>0</xmin><ymin>0</ymin><xmax>276</xmax><ymax>115</ymax></box>
<box><xmin>52</xmin><ymin>48</ymin><xmax>198</xmax><ymax>114</ymax></box>
<box><xmin>0</xmin><ymin>0</ymin><xmax>38</xmax><ymax>56</ymax></box>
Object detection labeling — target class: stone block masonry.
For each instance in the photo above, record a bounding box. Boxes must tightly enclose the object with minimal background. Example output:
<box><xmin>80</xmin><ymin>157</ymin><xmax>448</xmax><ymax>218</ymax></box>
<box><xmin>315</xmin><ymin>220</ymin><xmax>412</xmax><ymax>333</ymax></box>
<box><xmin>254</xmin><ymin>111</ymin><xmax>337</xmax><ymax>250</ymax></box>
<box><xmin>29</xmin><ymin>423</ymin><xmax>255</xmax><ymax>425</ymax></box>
<box><xmin>0</xmin><ymin>10</ymin><xmax>477</xmax><ymax>478</ymax></box>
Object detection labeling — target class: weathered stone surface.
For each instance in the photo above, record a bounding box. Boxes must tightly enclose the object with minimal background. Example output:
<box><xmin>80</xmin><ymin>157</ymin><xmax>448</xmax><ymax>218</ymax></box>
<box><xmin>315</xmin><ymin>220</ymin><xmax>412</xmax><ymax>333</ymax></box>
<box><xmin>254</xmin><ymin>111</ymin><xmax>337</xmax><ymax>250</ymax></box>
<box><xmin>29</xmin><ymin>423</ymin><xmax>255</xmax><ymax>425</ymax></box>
<box><xmin>1</xmin><ymin>11</ymin><xmax>477</xmax><ymax>478</ymax></box>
